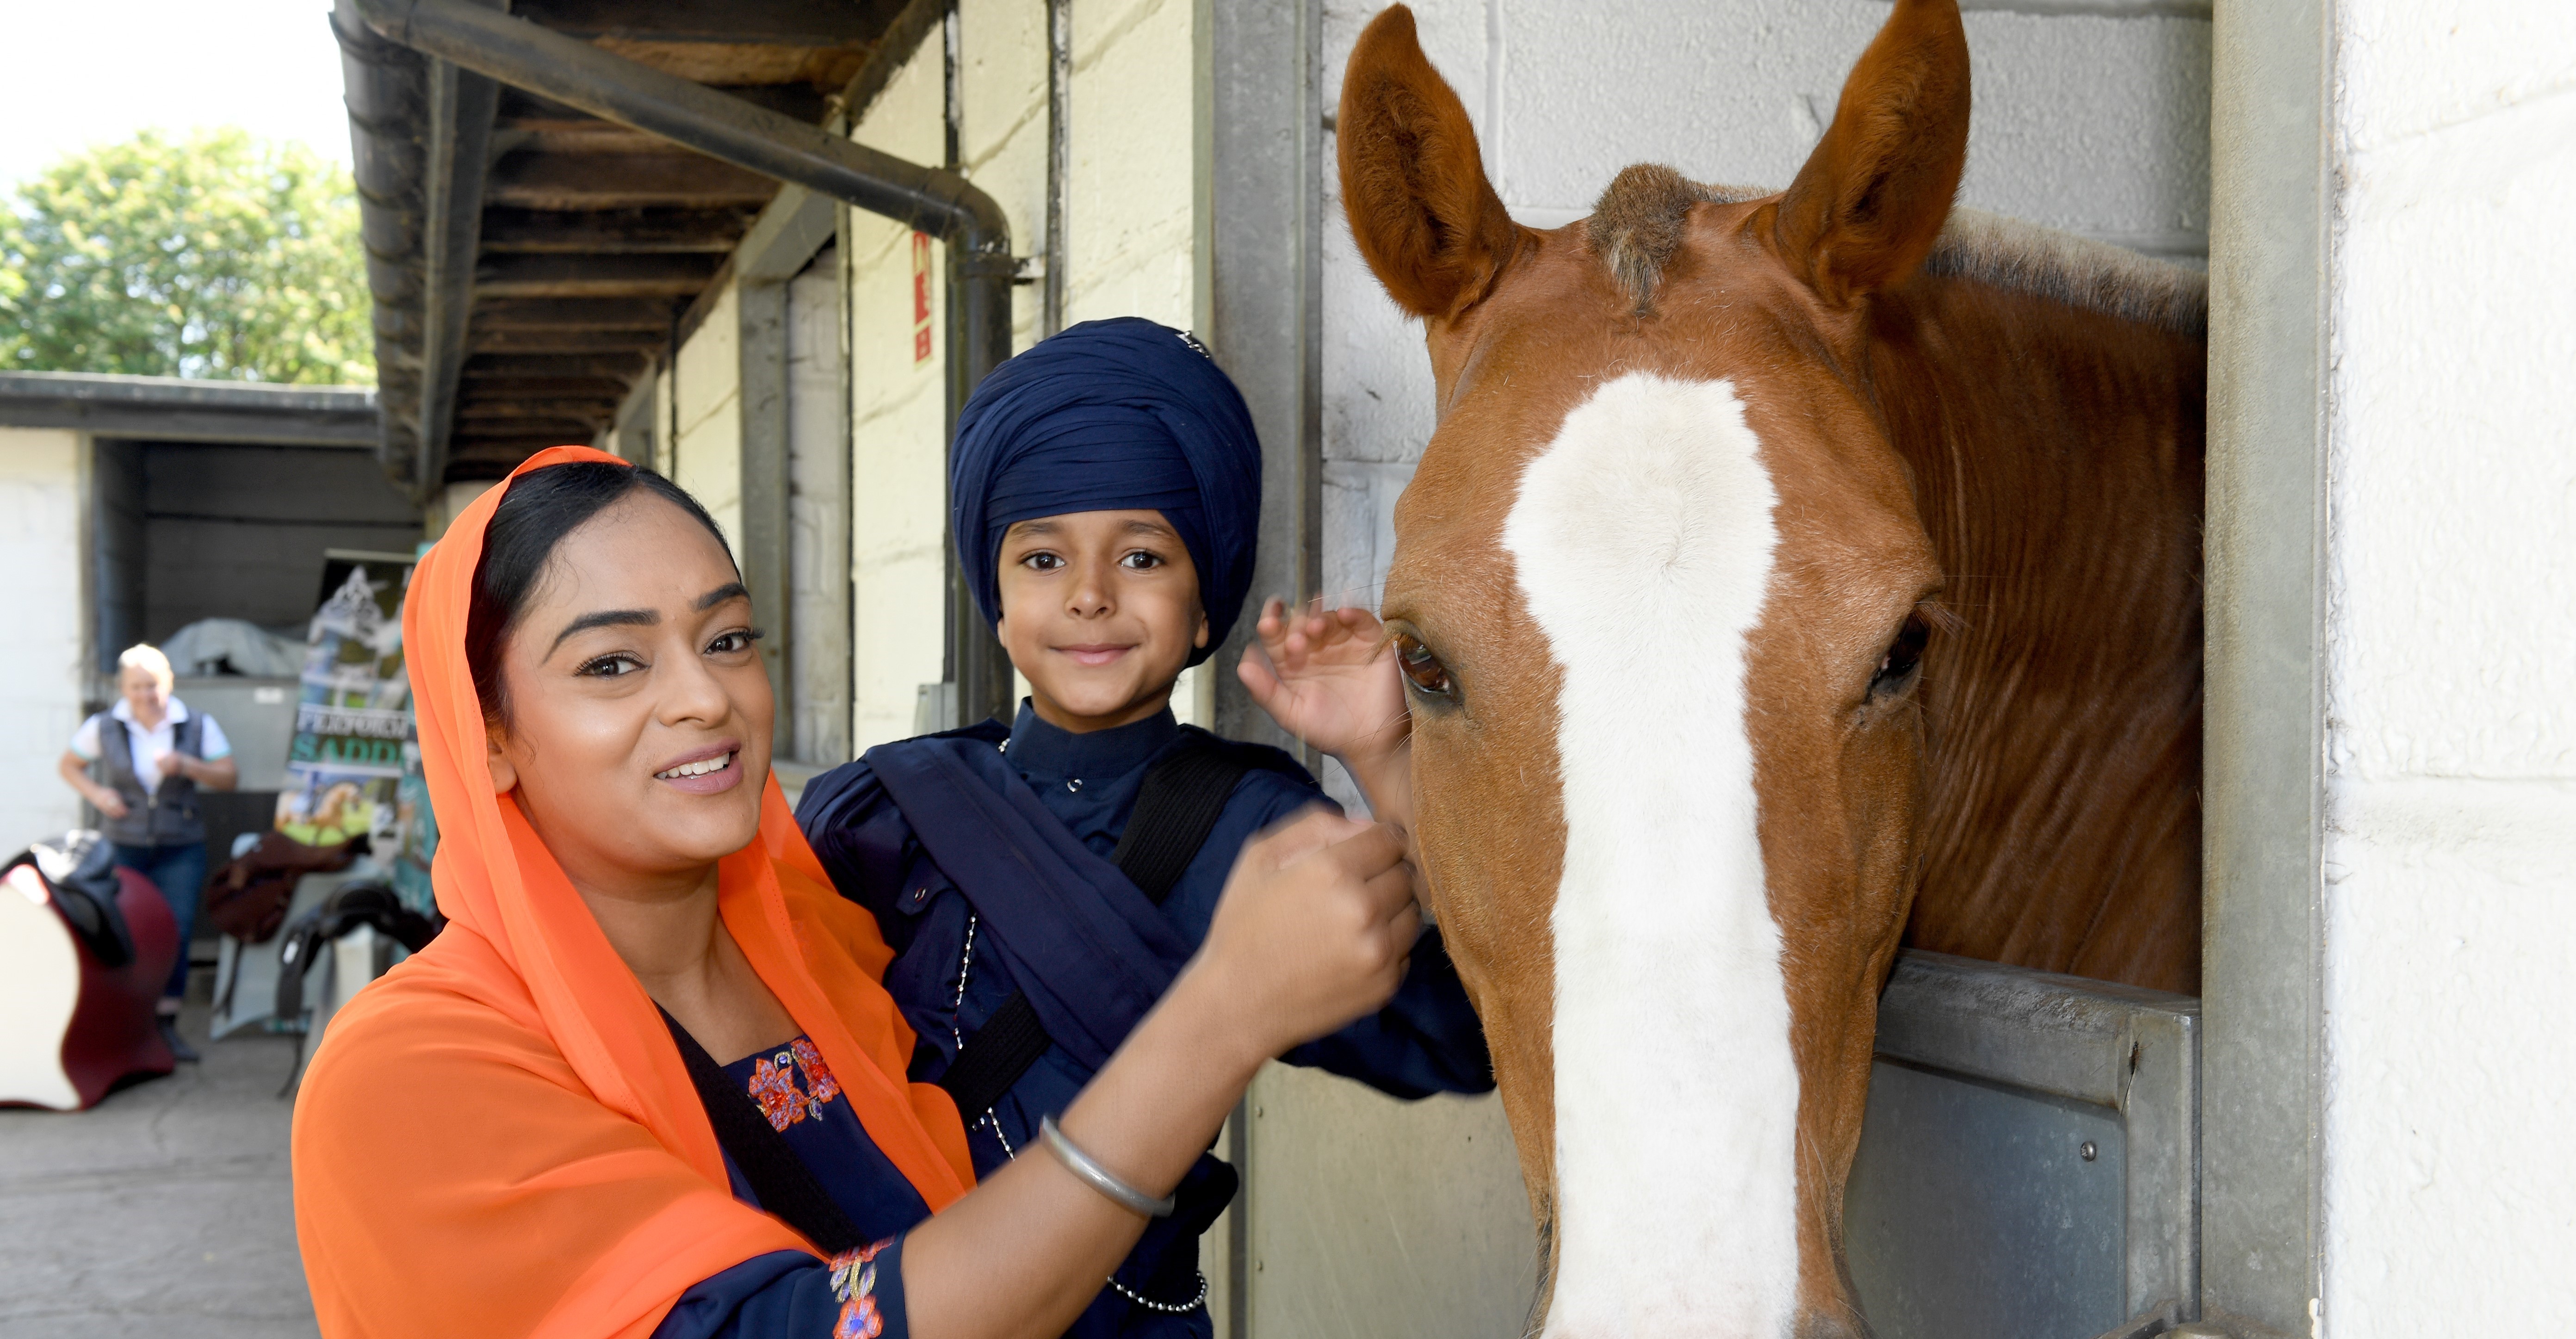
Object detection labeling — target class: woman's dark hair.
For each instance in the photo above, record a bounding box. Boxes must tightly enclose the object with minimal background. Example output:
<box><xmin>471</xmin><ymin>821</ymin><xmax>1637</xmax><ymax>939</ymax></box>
<box><xmin>466</xmin><ymin>463</ymin><xmax>735</xmax><ymax>720</ymax></box>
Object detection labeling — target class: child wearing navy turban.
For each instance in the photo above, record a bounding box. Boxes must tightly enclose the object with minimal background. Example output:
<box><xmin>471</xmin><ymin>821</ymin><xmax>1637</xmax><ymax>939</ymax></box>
<box><xmin>791</xmin><ymin>319</ymin><xmax>1488</xmax><ymax>1339</ymax></box>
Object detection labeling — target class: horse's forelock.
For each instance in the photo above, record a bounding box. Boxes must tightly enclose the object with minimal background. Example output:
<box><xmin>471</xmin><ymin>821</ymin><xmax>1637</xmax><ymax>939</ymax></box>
<box><xmin>1585</xmin><ymin>165</ymin><xmax>1770</xmax><ymax>312</ymax></box>
<box><xmin>1579</xmin><ymin>165</ymin><xmax>2209</xmax><ymax>335</ymax></box>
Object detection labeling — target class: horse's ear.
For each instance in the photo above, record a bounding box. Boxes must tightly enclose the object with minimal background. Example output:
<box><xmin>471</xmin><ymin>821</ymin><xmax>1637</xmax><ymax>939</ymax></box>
<box><xmin>1338</xmin><ymin>5</ymin><xmax>1520</xmax><ymax>321</ymax></box>
<box><xmin>1772</xmin><ymin>0</ymin><xmax>1970</xmax><ymax>308</ymax></box>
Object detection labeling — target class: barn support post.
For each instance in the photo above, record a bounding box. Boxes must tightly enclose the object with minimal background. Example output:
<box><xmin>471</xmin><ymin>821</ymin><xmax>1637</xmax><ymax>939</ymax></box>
<box><xmin>1201</xmin><ymin>1</ymin><xmax>1325</xmax><ymax>1333</ymax></box>
<box><xmin>1203</xmin><ymin>0</ymin><xmax>1324</xmax><ymax>762</ymax></box>
<box><xmin>733</xmin><ymin>187</ymin><xmax>841</xmax><ymax>766</ymax></box>
<box><xmin>2198</xmin><ymin>0</ymin><xmax>2334</xmax><ymax>1333</ymax></box>
<box><xmin>738</xmin><ymin>280</ymin><xmax>793</xmax><ymax>759</ymax></box>
<box><xmin>350</xmin><ymin>0</ymin><xmax>1017</xmax><ymax>726</ymax></box>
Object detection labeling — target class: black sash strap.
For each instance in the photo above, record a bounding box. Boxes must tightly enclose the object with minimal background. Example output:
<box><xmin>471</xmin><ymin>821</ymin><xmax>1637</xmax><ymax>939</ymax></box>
<box><xmin>663</xmin><ymin>1010</ymin><xmax>864</xmax><ymax>1255</ymax></box>
<box><xmin>936</xmin><ymin>743</ymin><xmax>1255</xmax><ymax>1119</ymax></box>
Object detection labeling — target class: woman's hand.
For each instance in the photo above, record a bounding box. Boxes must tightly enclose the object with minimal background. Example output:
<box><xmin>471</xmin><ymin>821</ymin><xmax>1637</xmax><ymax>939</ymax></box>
<box><xmin>57</xmin><ymin>751</ymin><xmax>127</xmax><ymax>819</ymax></box>
<box><xmin>901</xmin><ymin>811</ymin><xmax>1421</xmax><ymax>1339</ymax></box>
<box><xmin>1185</xmin><ymin>809</ymin><xmax>1419</xmax><ymax>1064</ymax></box>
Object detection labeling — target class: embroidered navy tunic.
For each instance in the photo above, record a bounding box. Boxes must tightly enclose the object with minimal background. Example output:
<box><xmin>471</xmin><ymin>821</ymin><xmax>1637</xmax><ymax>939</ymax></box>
<box><xmin>788</xmin><ymin>702</ymin><xmax>1494</xmax><ymax>1339</ymax></box>
<box><xmin>656</xmin><ymin>1039</ymin><xmax>924</xmax><ymax>1339</ymax></box>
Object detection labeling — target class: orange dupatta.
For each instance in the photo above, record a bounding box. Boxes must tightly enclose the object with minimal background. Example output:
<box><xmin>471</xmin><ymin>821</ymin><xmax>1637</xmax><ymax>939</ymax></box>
<box><xmin>291</xmin><ymin>447</ymin><xmax>972</xmax><ymax>1339</ymax></box>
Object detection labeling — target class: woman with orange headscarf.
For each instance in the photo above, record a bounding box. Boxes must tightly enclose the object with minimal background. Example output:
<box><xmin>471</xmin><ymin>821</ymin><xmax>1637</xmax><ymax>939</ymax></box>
<box><xmin>291</xmin><ymin>448</ymin><xmax>1421</xmax><ymax>1339</ymax></box>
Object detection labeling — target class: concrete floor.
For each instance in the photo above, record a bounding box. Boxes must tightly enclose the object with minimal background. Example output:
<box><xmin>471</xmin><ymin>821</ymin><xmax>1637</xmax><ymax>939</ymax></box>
<box><xmin>0</xmin><ymin>1001</ymin><xmax>318</xmax><ymax>1339</ymax></box>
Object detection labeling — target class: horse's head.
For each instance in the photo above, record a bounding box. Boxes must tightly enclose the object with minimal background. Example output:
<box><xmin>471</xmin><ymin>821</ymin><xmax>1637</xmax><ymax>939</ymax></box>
<box><xmin>1341</xmin><ymin>2</ymin><xmax>1971</xmax><ymax>1333</ymax></box>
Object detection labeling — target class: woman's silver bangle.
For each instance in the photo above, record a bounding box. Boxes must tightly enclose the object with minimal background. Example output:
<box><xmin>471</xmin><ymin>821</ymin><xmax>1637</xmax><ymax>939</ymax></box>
<box><xmin>1039</xmin><ymin>1114</ymin><xmax>1175</xmax><ymax>1218</ymax></box>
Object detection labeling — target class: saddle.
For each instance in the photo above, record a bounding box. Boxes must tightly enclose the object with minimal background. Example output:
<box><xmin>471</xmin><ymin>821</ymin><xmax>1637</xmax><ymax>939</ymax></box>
<box><xmin>0</xmin><ymin>833</ymin><xmax>179</xmax><ymax>1109</ymax></box>
<box><xmin>207</xmin><ymin>831</ymin><xmax>365</xmax><ymax>944</ymax></box>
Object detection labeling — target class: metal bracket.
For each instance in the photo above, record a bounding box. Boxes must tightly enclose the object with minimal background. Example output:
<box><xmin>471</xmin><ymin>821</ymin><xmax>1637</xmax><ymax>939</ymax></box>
<box><xmin>2091</xmin><ymin>1302</ymin><xmax>2181</xmax><ymax>1339</ymax></box>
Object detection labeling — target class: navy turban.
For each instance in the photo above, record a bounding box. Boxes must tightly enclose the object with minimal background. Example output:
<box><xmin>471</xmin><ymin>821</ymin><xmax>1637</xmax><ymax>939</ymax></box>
<box><xmin>951</xmin><ymin>317</ymin><xmax>1262</xmax><ymax>667</ymax></box>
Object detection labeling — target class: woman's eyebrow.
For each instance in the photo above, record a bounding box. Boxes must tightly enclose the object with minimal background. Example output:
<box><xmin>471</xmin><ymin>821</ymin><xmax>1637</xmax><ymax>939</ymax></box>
<box><xmin>545</xmin><ymin>585</ymin><xmax>745</xmax><ymax>655</ymax></box>
<box><xmin>548</xmin><ymin>608</ymin><xmax>656</xmax><ymax>654</ymax></box>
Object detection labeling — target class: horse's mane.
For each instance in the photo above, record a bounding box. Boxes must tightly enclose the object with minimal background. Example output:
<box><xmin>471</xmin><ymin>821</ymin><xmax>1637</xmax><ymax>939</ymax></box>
<box><xmin>1583</xmin><ymin>164</ymin><xmax>2207</xmax><ymax>335</ymax></box>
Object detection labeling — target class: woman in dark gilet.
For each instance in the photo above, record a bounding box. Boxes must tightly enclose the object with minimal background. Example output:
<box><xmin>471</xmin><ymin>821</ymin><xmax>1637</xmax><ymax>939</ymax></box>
<box><xmin>56</xmin><ymin>643</ymin><xmax>239</xmax><ymax>1061</ymax></box>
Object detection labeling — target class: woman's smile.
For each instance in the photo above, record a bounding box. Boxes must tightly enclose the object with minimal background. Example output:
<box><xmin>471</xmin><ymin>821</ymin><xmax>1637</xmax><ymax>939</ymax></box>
<box><xmin>652</xmin><ymin>741</ymin><xmax>742</xmax><ymax>793</ymax></box>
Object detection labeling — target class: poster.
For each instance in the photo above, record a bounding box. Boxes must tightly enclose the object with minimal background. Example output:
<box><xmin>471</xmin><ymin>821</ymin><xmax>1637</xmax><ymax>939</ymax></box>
<box><xmin>275</xmin><ymin>561</ymin><xmax>433</xmax><ymax>911</ymax></box>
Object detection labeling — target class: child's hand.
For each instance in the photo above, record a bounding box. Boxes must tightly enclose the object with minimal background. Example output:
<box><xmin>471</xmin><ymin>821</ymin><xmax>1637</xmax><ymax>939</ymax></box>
<box><xmin>1236</xmin><ymin>597</ymin><xmax>1409</xmax><ymax>769</ymax></box>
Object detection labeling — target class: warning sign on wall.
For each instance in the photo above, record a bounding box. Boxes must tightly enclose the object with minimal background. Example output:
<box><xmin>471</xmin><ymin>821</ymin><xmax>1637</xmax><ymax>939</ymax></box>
<box><xmin>911</xmin><ymin>231</ymin><xmax>933</xmax><ymax>365</ymax></box>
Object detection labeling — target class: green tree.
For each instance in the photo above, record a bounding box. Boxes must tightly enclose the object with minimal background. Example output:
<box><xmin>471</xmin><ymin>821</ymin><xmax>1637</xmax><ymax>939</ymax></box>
<box><xmin>0</xmin><ymin>128</ymin><xmax>373</xmax><ymax>384</ymax></box>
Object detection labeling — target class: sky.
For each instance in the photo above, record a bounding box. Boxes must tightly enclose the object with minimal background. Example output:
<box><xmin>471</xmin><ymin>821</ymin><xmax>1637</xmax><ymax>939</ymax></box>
<box><xmin>0</xmin><ymin>0</ymin><xmax>354</xmax><ymax>190</ymax></box>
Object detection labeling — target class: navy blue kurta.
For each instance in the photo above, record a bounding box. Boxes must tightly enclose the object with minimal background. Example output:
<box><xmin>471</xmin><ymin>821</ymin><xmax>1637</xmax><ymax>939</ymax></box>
<box><xmin>653</xmin><ymin>706</ymin><xmax>1492</xmax><ymax>1338</ymax></box>
<box><xmin>796</xmin><ymin>703</ymin><xmax>1492</xmax><ymax>1338</ymax></box>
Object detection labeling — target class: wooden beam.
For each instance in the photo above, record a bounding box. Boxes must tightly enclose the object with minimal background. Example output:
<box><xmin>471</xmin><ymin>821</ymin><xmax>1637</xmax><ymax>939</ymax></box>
<box><xmin>485</xmin><ymin>149</ymin><xmax>780</xmax><ymax>211</ymax></box>
<box><xmin>468</xmin><ymin>328</ymin><xmax>669</xmax><ymax>353</ymax></box>
<box><xmin>495</xmin><ymin>82</ymin><xmax>830</xmax><ymax>130</ymax></box>
<box><xmin>456</xmin><ymin>375</ymin><xmax>632</xmax><ymax>399</ymax></box>
<box><xmin>475</xmin><ymin>253</ymin><xmax>724</xmax><ymax>298</ymax></box>
<box><xmin>453</xmin><ymin>400</ymin><xmax>621</xmax><ymax>422</ymax></box>
<box><xmin>473</xmin><ymin>298</ymin><xmax>681</xmax><ymax>330</ymax></box>
<box><xmin>480</xmin><ymin>206</ymin><xmax>755</xmax><ymax>254</ymax></box>
<box><xmin>516</xmin><ymin>0</ymin><xmax>906</xmax><ymax>44</ymax></box>
<box><xmin>452</xmin><ymin>433</ymin><xmax>586</xmax><ymax>452</ymax></box>
<box><xmin>589</xmin><ymin>38</ymin><xmax>869</xmax><ymax>90</ymax></box>
<box><xmin>463</xmin><ymin>352</ymin><xmax>650</xmax><ymax>379</ymax></box>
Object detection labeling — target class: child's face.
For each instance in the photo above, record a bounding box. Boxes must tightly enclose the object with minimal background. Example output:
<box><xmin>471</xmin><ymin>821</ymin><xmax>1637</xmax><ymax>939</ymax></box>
<box><xmin>996</xmin><ymin>509</ymin><xmax>1208</xmax><ymax>732</ymax></box>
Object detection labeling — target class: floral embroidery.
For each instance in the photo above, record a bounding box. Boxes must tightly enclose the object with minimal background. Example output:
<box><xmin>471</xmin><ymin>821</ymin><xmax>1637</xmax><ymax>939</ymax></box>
<box><xmin>746</xmin><ymin>1056</ymin><xmax>801</xmax><ymax>1131</ymax></box>
<box><xmin>793</xmin><ymin>1037</ymin><xmax>843</xmax><ymax>1106</ymax></box>
<box><xmin>743</xmin><ymin>1037</ymin><xmax>842</xmax><ymax>1132</ymax></box>
<box><xmin>828</xmin><ymin>1239</ymin><xmax>892</xmax><ymax>1339</ymax></box>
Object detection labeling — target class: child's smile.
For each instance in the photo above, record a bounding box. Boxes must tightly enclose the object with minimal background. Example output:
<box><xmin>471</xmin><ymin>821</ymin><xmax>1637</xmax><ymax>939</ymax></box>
<box><xmin>1053</xmin><ymin>641</ymin><xmax>1138</xmax><ymax>669</ymax></box>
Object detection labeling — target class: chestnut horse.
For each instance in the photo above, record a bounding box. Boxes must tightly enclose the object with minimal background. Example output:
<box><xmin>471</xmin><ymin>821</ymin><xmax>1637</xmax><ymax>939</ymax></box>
<box><xmin>1339</xmin><ymin>0</ymin><xmax>2203</xmax><ymax>1333</ymax></box>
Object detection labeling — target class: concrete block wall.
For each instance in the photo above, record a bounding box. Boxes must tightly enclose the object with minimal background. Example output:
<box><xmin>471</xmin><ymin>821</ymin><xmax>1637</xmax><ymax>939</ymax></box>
<box><xmin>957</xmin><ymin>0</ymin><xmax>1050</xmax><ymax>353</ymax></box>
<box><xmin>1065</xmin><ymin>0</ymin><xmax>1201</xmax><ymax>329</ymax></box>
<box><xmin>846</xmin><ymin>36</ymin><xmax>953</xmax><ymax>753</ymax></box>
<box><xmin>2320</xmin><ymin>1</ymin><xmax>2576</xmax><ymax>1331</ymax></box>
<box><xmin>1318</xmin><ymin>0</ymin><xmax>2212</xmax><ymax>613</ymax></box>
<box><xmin>840</xmin><ymin>0</ymin><xmax>1211</xmax><ymax>749</ymax></box>
<box><xmin>0</xmin><ymin>429</ymin><xmax>88</xmax><ymax>847</ymax></box>
<box><xmin>672</xmin><ymin>282</ymin><xmax>745</xmax><ymax>548</ymax></box>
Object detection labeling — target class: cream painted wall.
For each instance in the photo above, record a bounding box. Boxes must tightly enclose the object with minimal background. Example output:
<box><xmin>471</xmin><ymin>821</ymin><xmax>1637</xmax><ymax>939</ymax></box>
<box><xmin>0</xmin><ymin>429</ymin><xmax>90</xmax><ymax>846</ymax></box>
<box><xmin>672</xmin><ymin>282</ymin><xmax>744</xmax><ymax>548</ymax></box>
<box><xmin>847</xmin><ymin>37</ymin><xmax>954</xmax><ymax>752</ymax></box>
<box><xmin>1063</xmin><ymin>0</ymin><xmax>1214</xmax><ymax>725</ymax></box>
<box><xmin>959</xmin><ymin>0</ymin><xmax>1050</xmax><ymax>352</ymax></box>
<box><xmin>2319</xmin><ymin>2</ymin><xmax>2576</xmax><ymax>1333</ymax></box>
<box><xmin>848</xmin><ymin>0</ymin><xmax>1214</xmax><ymax>745</ymax></box>
<box><xmin>1065</xmin><ymin>0</ymin><xmax>1200</xmax><ymax>329</ymax></box>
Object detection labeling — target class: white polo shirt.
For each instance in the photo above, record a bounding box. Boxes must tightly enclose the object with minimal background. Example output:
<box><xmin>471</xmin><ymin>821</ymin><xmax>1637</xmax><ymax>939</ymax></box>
<box><xmin>69</xmin><ymin>697</ymin><xmax>234</xmax><ymax>784</ymax></box>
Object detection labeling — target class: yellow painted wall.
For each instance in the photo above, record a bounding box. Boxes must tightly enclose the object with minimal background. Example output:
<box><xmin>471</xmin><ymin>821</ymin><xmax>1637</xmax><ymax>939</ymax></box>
<box><xmin>846</xmin><ymin>37</ymin><xmax>953</xmax><ymax>752</ymax></box>
<box><xmin>672</xmin><ymin>282</ymin><xmax>744</xmax><ymax>548</ymax></box>
<box><xmin>1063</xmin><ymin>0</ymin><xmax>1214</xmax><ymax>724</ymax></box>
<box><xmin>1066</xmin><ymin>0</ymin><xmax>1199</xmax><ymax>329</ymax></box>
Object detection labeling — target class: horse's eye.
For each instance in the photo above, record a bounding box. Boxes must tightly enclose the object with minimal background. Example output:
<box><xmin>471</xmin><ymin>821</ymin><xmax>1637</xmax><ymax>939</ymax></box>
<box><xmin>1870</xmin><ymin>613</ymin><xmax>1931</xmax><ymax>698</ymax></box>
<box><xmin>1392</xmin><ymin>632</ymin><xmax>1455</xmax><ymax>700</ymax></box>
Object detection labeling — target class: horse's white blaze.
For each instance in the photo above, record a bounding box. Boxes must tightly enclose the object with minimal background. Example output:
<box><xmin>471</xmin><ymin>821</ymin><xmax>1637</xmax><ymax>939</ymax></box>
<box><xmin>1503</xmin><ymin>372</ymin><xmax>1796</xmax><ymax>1337</ymax></box>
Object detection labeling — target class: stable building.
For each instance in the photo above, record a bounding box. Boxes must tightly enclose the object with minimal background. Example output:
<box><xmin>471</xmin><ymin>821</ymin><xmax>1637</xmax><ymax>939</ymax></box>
<box><xmin>325</xmin><ymin>0</ymin><xmax>2576</xmax><ymax>1336</ymax></box>
<box><xmin>0</xmin><ymin>372</ymin><xmax>413</xmax><ymax>858</ymax></box>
